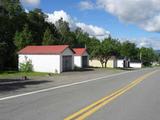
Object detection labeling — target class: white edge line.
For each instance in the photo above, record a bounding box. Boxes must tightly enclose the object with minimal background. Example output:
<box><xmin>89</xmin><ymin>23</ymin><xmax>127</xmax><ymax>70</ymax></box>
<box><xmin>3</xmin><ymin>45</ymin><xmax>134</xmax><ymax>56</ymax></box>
<box><xmin>0</xmin><ymin>69</ymin><xmax>145</xmax><ymax>101</ymax></box>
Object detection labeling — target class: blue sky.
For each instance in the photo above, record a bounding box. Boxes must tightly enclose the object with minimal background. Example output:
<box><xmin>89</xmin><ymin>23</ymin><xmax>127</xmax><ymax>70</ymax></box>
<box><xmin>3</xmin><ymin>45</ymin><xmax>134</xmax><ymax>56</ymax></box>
<box><xmin>22</xmin><ymin>0</ymin><xmax>160</xmax><ymax>49</ymax></box>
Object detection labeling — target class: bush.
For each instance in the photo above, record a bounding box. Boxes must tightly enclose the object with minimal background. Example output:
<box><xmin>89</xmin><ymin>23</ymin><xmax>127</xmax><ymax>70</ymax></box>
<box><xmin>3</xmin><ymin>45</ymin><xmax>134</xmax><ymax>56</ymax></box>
<box><xmin>20</xmin><ymin>60</ymin><xmax>33</xmax><ymax>72</ymax></box>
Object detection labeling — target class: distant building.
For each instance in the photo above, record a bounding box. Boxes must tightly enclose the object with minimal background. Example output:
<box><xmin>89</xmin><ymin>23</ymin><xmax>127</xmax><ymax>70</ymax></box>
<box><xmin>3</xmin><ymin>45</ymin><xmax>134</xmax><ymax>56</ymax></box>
<box><xmin>73</xmin><ymin>48</ymin><xmax>89</xmax><ymax>68</ymax></box>
<box><xmin>89</xmin><ymin>59</ymin><xmax>102</xmax><ymax>68</ymax></box>
<box><xmin>90</xmin><ymin>57</ymin><xmax>142</xmax><ymax>68</ymax></box>
<box><xmin>117</xmin><ymin>59</ymin><xmax>130</xmax><ymax>68</ymax></box>
<box><xmin>117</xmin><ymin>59</ymin><xmax>142</xmax><ymax>68</ymax></box>
<box><xmin>130</xmin><ymin>62</ymin><xmax>142</xmax><ymax>68</ymax></box>
<box><xmin>89</xmin><ymin>56</ymin><xmax>117</xmax><ymax>68</ymax></box>
<box><xmin>106</xmin><ymin>56</ymin><xmax>117</xmax><ymax>68</ymax></box>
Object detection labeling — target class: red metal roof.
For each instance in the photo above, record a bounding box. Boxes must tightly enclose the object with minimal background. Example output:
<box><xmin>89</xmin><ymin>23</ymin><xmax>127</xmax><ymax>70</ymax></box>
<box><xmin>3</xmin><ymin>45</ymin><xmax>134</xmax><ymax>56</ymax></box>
<box><xmin>73</xmin><ymin>48</ymin><xmax>87</xmax><ymax>56</ymax></box>
<box><xmin>18</xmin><ymin>45</ymin><xmax>69</xmax><ymax>54</ymax></box>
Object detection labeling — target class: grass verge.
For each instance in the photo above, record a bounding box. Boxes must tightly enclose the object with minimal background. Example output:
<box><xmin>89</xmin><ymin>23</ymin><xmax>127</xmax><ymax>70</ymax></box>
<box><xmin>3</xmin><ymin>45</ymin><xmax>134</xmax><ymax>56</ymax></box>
<box><xmin>0</xmin><ymin>71</ymin><xmax>52</xmax><ymax>79</ymax></box>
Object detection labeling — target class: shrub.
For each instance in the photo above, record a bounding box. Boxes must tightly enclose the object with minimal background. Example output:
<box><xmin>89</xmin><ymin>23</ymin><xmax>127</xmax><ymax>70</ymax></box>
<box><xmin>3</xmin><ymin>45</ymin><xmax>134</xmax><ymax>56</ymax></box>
<box><xmin>20</xmin><ymin>60</ymin><xmax>33</xmax><ymax>72</ymax></box>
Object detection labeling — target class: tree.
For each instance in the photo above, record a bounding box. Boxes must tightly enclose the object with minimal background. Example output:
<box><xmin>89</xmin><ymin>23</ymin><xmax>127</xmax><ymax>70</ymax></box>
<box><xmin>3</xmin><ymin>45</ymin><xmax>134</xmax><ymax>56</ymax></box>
<box><xmin>87</xmin><ymin>37</ymin><xmax>100</xmax><ymax>59</ymax></box>
<box><xmin>42</xmin><ymin>27</ymin><xmax>55</xmax><ymax>45</ymax></box>
<box><xmin>94</xmin><ymin>36</ymin><xmax>120</xmax><ymax>68</ymax></box>
<box><xmin>1</xmin><ymin>0</ymin><xmax>24</xmax><ymax>17</ymax></box>
<box><xmin>14</xmin><ymin>24</ymin><xmax>33</xmax><ymax>50</ymax></box>
<box><xmin>55</xmin><ymin>18</ymin><xmax>76</xmax><ymax>45</ymax></box>
<box><xmin>94</xmin><ymin>44</ymin><xmax>105</xmax><ymax>67</ymax></box>
<box><xmin>27</xmin><ymin>8</ymin><xmax>47</xmax><ymax>44</ymax></box>
<box><xmin>55</xmin><ymin>18</ymin><xmax>70</xmax><ymax>35</ymax></box>
<box><xmin>120</xmin><ymin>41</ymin><xmax>139</xmax><ymax>60</ymax></box>
<box><xmin>75</xmin><ymin>27</ymin><xmax>90</xmax><ymax>46</ymax></box>
<box><xmin>140</xmin><ymin>47</ymin><xmax>156</xmax><ymax>66</ymax></box>
<box><xmin>102</xmin><ymin>37</ymin><xmax>120</xmax><ymax>68</ymax></box>
<box><xmin>0</xmin><ymin>42</ymin><xmax>8</xmax><ymax>70</ymax></box>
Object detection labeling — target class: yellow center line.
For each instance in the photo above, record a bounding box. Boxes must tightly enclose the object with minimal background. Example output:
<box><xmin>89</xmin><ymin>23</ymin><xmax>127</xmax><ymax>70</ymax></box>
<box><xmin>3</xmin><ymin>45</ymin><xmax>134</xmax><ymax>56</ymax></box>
<box><xmin>64</xmin><ymin>70</ymin><xmax>158</xmax><ymax>120</ymax></box>
<box><xmin>75</xmin><ymin>75</ymin><xmax>147</xmax><ymax>120</ymax></box>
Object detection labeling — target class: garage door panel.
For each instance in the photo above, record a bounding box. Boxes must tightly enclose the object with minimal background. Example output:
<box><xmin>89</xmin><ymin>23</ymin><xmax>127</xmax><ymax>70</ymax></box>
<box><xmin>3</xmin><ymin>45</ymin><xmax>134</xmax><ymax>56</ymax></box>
<box><xmin>62</xmin><ymin>56</ymin><xmax>72</xmax><ymax>71</ymax></box>
<box><xmin>82</xmin><ymin>56</ymin><xmax>88</xmax><ymax>67</ymax></box>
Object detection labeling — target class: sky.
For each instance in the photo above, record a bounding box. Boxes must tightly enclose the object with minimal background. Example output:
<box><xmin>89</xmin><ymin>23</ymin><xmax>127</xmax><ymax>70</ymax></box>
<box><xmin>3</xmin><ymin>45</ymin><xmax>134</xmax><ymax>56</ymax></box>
<box><xmin>21</xmin><ymin>0</ymin><xmax>160</xmax><ymax>50</ymax></box>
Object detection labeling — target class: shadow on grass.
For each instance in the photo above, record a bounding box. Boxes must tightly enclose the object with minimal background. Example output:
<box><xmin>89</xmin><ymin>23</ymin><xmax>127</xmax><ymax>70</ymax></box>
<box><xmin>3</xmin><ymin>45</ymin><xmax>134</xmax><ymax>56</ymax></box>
<box><xmin>0</xmin><ymin>71</ymin><xmax>18</xmax><ymax>74</ymax></box>
<box><xmin>0</xmin><ymin>79</ymin><xmax>51</xmax><ymax>93</ymax></box>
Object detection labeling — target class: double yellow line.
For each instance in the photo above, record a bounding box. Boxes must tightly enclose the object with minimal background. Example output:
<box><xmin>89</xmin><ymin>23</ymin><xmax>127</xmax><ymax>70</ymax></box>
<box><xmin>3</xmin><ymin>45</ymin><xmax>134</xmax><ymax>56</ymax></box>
<box><xmin>64</xmin><ymin>70</ymin><xmax>158</xmax><ymax>120</ymax></box>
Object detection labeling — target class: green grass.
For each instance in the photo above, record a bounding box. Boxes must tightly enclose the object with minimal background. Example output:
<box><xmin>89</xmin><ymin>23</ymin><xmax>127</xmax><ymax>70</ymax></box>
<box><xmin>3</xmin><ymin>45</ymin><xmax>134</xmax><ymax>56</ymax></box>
<box><xmin>0</xmin><ymin>71</ymin><xmax>52</xmax><ymax>78</ymax></box>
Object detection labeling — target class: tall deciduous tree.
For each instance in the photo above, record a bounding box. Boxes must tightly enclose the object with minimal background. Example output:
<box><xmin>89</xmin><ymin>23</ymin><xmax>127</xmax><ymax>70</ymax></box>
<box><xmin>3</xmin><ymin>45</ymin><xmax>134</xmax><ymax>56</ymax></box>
<box><xmin>27</xmin><ymin>8</ymin><xmax>47</xmax><ymax>44</ymax></box>
<box><xmin>120</xmin><ymin>41</ymin><xmax>139</xmax><ymax>60</ymax></box>
<box><xmin>94</xmin><ymin>36</ymin><xmax>120</xmax><ymax>68</ymax></box>
<box><xmin>55</xmin><ymin>18</ymin><xmax>70</xmax><ymax>35</ymax></box>
<box><xmin>55</xmin><ymin>18</ymin><xmax>77</xmax><ymax>45</ymax></box>
<box><xmin>1</xmin><ymin>0</ymin><xmax>24</xmax><ymax>17</ymax></box>
<box><xmin>14</xmin><ymin>24</ymin><xmax>33</xmax><ymax>50</ymax></box>
<box><xmin>140</xmin><ymin>47</ymin><xmax>156</xmax><ymax>66</ymax></box>
<box><xmin>0</xmin><ymin>42</ymin><xmax>8</xmax><ymax>70</ymax></box>
<box><xmin>42</xmin><ymin>27</ymin><xmax>55</xmax><ymax>45</ymax></box>
<box><xmin>102</xmin><ymin>37</ymin><xmax>120</xmax><ymax>68</ymax></box>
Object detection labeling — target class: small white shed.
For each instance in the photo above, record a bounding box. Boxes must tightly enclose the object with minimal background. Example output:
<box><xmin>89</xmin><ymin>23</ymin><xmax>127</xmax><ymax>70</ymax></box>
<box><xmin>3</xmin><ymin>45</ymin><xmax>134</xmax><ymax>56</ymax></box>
<box><xmin>130</xmin><ymin>62</ymin><xmax>142</xmax><ymax>68</ymax></box>
<box><xmin>73</xmin><ymin>48</ymin><xmax>89</xmax><ymax>68</ymax></box>
<box><xmin>18</xmin><ymin>45</ymin><xmax>74</xmax><ymax>73</ymax></box>
<box><xmin>117</xmin><ymin>59</ymin><xmax>124</xmax><ymax>68</ymax></box>
<box><xmin>117</xmin><ymin>59</ymin><xmax>130</xmax><ymax>68</ymax></box>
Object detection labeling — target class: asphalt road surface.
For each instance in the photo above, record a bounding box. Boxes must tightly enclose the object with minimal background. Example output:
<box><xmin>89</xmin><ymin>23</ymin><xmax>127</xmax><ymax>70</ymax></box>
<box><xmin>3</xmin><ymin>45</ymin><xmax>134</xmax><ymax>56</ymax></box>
<box><xmin>0</xmin><ymin>68</ymin><xmax>159</xmax><ymax>120</ymax></box>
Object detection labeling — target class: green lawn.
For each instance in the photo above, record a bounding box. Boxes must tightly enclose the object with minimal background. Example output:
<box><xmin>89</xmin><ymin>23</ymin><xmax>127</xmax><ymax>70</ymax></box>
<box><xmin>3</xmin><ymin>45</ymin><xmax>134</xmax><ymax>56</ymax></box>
<box><xmin>0</xmin><ymin>71</ymin><xmax>52</xmax><ymax>78</ymax></box>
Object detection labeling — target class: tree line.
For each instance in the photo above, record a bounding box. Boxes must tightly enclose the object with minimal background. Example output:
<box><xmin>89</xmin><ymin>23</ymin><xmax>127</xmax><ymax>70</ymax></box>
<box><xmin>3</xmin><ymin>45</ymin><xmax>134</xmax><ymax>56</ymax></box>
<box><xmin>0</xmin><ymin>0</ymin><xmax>159</xmax><ymax>71</ymax></box>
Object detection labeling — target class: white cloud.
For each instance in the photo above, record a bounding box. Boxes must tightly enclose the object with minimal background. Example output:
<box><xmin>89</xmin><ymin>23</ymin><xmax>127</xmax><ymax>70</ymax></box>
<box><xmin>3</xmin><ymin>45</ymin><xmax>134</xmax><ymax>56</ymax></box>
<box><xmin>97</xmin><ymin>0</ymin><xmax>160</xmax><ymax>32</ymax></box>
<box><xmin>46</xmin><ymin>10</ymin><xmax>76</xmax><ymax>30</ymax></box>
<box><xmin>76</xmin><ymin>22</ymin><xmax>110</xmax><ymax>39</ymax></box>
<box><xmin>137</xmin><ymin>38</ymin><xmax>160</xmax><ymax>50</ymax></box>
<box><xmin>138</xmin><ymin>39</ymin><xmax>152</xmax><ymax>48</ymax></box>
<box><xmin>21</xmin><ymin>0</ymin><xmax>40</xmax><ymax>6</ymax></box>
<box><xmin>120</xmin><ymin>37</ymin><xmax>160</xmax><ymax>50</ymax></box>
<box><xmin>24</xmin><ymin>9</ymin><xmax>29</xmax><ymax>13</ymax></box>
<box><xmin>46</xmin><ymin>10</ymin><xmax>110</xmax><ymax>39</ymax></box>
<box><xmin>78</xmin><ymin>1</ymin><xmax>94</xmax><ymax>10</ymax></box>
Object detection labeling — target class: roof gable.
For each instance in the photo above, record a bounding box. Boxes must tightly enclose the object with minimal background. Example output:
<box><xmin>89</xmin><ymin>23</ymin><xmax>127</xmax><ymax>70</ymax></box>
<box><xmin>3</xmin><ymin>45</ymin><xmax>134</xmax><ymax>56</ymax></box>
<box><xmin>18</xmin><ymin>45</ymin><xmax>70</xmax><ymax>54</ymax></box>
<box><xmin>73</xmin><ymin>48</ymin><xmax>88</xmax><ymax>56</ymax></box>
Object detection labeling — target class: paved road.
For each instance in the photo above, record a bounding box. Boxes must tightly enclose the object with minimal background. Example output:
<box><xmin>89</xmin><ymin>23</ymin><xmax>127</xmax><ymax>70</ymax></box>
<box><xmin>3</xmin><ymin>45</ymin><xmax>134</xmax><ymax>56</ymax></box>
<box><xmin>0</xmin><ymin>68</ymin><xmax>159</xmax><ymax>120</ymax></box>
<box><xmin>0</xmin><ymin>68</ymin><xmax>123</xmax><ymax>97</ymax></box>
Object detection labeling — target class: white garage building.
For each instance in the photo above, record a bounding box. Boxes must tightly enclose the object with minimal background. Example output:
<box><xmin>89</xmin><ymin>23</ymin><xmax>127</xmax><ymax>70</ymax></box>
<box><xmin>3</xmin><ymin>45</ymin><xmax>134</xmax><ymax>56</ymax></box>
<box><xmin>18</xmin><ymin>45</ymin><xmax>74</xmax><ymax>73</ymax></box>
<box><xmin>73</xmin><ymin>48</ymin><xmax>89</xmax><ymax>68</ymax></box>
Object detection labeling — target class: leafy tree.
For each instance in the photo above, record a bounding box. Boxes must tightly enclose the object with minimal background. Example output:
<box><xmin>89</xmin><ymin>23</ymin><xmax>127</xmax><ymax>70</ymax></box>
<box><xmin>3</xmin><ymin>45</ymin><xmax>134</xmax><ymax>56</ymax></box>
<box><xmin>102</xmin><ymin>37</ymin><xmax>120</xmax><ymax>67</ymax></box>
<box><xmin>55</xmin><ymin>18</ymin><xmax>70</xmax><ymax>35</ymax></box>
<box><xmin>14</xmin><ymin>24</ymin><xmax>33</xmax><ymax>50</ymax></box>
<box><xmin>86</xmin><ymin>37</ymin><xmax>100</xmax><ymax>59</ymax></box>
<box><xmin>1</xmin><ymin>0</ymin><xmax>24</xmax><ymax>17</ymax></box>
<box><xmin>27</xmin><ymin>8</ymin><xmax>47</xmax><ymax>44</ymax></box>
<box><xmin>120</xmin><ymin>41</ymin><xmax>139</xmax><ymax>60</ymax></box>
<box><xmin>0</xmin><ymin>15</ymin><xmax>18</xmax><ymax>70</ymax></box>
<box><xmin>94</xmin><ymin>36</ymin><xmax>120</xmax><ymax>68</ymax></box>
<box><xmin>55</xmin><ymin>18</ymin><xmax>76</xmax><ymax>45</ymax></box>
<box><xmin>0</xmin><ymin>42</ymin><xmax>8</xmax><ymax>70</ymax></box>
<box><xmin>140</xmin><ymin>47</ymin><xmax>156</xmax><ymax>66</ymax></box>
<box><xmin>94</xmin><ymin>44</ymin><xmax>105</xmax><ymax>67</ymax></box>
<box><xmin>42</xmin><ymin>27</ymin><xmax>55</xmax><ymax>45</ymax></box>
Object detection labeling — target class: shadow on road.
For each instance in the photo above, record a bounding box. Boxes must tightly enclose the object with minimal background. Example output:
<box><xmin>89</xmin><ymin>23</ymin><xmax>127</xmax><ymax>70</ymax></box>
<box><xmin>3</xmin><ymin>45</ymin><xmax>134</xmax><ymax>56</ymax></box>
<box><xmin>70</xmin><ymin>68</ymin><xmax>94</xmax><ymax>72</ymax></box>
<box><xmin>0</xmin><ymin>79</ymin><xmax>51</xmax><ymax>93</ymax></box>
